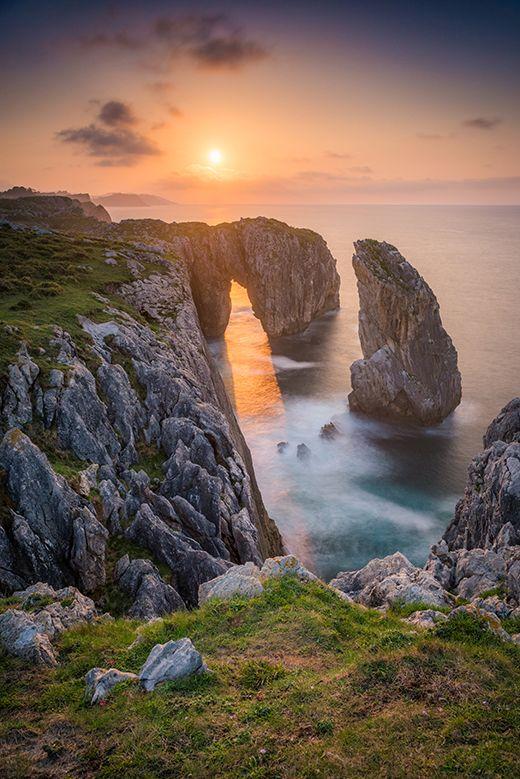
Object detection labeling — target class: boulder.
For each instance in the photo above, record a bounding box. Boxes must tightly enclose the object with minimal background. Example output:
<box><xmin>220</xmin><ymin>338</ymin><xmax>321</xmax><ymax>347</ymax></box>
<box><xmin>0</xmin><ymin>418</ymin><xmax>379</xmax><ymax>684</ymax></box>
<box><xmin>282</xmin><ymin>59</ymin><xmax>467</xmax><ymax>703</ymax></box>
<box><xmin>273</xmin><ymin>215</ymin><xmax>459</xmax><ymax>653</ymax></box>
<box><xmin>139</xmin><ymin>637</ymin><xmax>206</xmax><ymax>692</ymax></box>
<box><xmin>260</xmin><ymin>555</ymin><xmax>317</xmax><ymax>582</ymax></box>
<box><xmin>320</xmin><ymin>422</ymin><xmax>340</xmax><ymax>440</ymax></box>
<box><xmin>198</xmin><ymin>562</ymin><xmax>264</xmax><ymax>605</ymax></box>
<box><xmin>85</xmin><ymin>667</ymin><xmax>138</xmax><ymax>705</ymax></box>
<box><xmin>0</xmin><ymin>610</ymin><xmax>57</xmax><ymax>666</ymax></box>
<box><xmin>296</xmin><ymin>443</ymin><xmax>311</xmax><ymax>461</ymax></box>
<box><xmin>348</xmin><ymin>240</ymin><xmax>461</xmax><ymax>425</ymax></box>
<box><xmin>453</xmin><ymin>548</ymin><xmax>506</xmax><ymax>600</ymax></box>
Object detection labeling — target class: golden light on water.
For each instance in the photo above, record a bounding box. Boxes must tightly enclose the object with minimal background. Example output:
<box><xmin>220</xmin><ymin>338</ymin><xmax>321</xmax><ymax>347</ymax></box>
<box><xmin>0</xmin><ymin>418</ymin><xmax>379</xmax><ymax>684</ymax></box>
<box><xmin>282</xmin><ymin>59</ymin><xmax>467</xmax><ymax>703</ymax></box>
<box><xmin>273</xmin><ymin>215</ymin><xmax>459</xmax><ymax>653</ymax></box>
<box><xmin>222</xmin><ymin>282</ymin><xmax>283</xmax><ymax>420</ymax></box>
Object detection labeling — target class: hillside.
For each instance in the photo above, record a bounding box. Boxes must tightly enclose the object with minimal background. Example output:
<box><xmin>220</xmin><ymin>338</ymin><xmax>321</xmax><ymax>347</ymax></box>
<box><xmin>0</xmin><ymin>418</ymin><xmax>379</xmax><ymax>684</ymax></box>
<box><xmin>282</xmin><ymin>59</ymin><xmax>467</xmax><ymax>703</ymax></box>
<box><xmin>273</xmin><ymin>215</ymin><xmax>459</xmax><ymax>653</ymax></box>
<box><xmin>1</xmin><ymin>576</ymin><xmax>519</xmax><ymax>777</ymax></box>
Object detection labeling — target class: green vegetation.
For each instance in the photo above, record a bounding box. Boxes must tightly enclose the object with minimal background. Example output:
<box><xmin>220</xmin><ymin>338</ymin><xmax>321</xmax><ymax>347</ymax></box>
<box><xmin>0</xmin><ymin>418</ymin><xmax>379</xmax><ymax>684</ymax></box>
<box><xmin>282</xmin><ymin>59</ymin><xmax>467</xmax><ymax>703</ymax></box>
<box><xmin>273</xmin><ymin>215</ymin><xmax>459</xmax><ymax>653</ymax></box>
<box><xmin>0</xmin><ymin>577</ymin><xmax>518</xmax><ymax>777</ymax></box>
<box><xmin>0</xmin><ymin>224</ymin><xmax>175</xmax><ymax>380</ymax></box>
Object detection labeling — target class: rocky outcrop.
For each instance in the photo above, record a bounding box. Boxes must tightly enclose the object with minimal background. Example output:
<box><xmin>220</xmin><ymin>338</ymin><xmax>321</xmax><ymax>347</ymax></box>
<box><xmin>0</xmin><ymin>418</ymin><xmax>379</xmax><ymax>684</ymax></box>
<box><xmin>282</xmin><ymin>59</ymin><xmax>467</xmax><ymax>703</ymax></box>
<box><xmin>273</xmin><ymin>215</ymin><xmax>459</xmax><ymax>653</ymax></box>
<box><xmin>0</xmin><ymin>195</ymin><xmax>111</xmax><ymax>226</ymax></box>
<box><xmin>441</xmin><ymin>400</ymin><xmax>520</xmax><ymax>551</ymax></box>
<box><xmin>483</xmin><ymin>398</ymin><xmax>520</xmax><ymax>447</ymax></box>
<box><xmin>330</xmin><ymin>552</ymin><xmax>452</xmax><ymax>608</ymax></box>
<box><xmin>0</xmin><ymin>231</ymin><xmax>283</xmax><ymax>603</ymax></box>
<box><xmin>111</xmin><ymin>217</ymin><xmax>340</xmax><ymax>338</ymax></box>
<box><xmin>348</xmin><ymin>240</ymin><xmax>461</xmax><ymax>425</ymax></box>
<box><xmin>0</xmin><ymin>583</ymin><xmax>97</xmax><ymax>665</ymax></box>
<box><xmin>114</xmin><ymin>555</ymin><xmax>185</xmax><ymax>619</ymax></box>
<box><xmin>0</xmin><ymin>430</ymin><xmax>108</xmax><ymax>593</ymax></box>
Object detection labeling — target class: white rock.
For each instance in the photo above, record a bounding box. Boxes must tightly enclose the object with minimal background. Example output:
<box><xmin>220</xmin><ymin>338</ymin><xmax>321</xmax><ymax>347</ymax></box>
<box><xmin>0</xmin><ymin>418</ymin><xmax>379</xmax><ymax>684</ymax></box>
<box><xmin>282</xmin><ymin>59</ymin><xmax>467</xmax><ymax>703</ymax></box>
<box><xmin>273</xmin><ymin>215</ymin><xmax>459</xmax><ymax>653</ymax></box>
<box><xmin>406</xmin><ymin>609</ymin><xmax>448</xmax><ymax>629</ymax></box>
<box><xmin>198</xmin><ymin>562</ymin><xmax>263</xmax><ymax>605</ymax></box>
<box><xmin>260</xmin><ymin>555</ymin><xmax>317</xmax><ymax>582</ymax></box>
<box><xmin>139</xmin><ymin>638</ymin><xmax>206</xmax><ymax>692</ymax></box>
<box><xmin>85</xmin><ymin>667</ymin><xmax>138</xmax><ymax>704</ymax></box>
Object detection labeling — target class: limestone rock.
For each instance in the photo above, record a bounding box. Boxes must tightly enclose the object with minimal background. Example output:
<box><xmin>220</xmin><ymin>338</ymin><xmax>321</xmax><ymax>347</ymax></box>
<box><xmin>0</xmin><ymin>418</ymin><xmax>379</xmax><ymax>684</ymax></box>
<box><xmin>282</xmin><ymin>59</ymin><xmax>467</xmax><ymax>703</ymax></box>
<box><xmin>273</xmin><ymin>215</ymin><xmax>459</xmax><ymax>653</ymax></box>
<box><xmin>0</xmin><ymin>609</ymin><xmax>57</xmax><ymax>666</ymax></box>
<box><xmin>198</xmin><ymin>562</ymin><xmax>264</xmax><ymax>605</ymax></box>
<box><xmin>442</xmin><ymin>441</ymin><xmax>520</xmax><ymax>550</ymax></box>
<box><xmin>139</xmin><ymin>637</ymin><xmax>206</xmax><ymax>692</ymax></box>
<box><xmin>85</xmin><ymin>667</ymin><xmax>138</xmax><ymax>705</ymax></box>
<box><xmin>0</xmin><ymin>583</ymin><xmax>96</xmax><ymax>665</ymax></box>
<box><xmin>260</xmin><ymin>555</ymin><xmax>317</xmax><ymax>582</ymax></box>
<box><xmin>0</xmin><ymin>430</ymin><xmax>107</xmax><ymax>593</ymax></box>
<box><xmin>114</xmin><ymin>555</ymin><xmax>185</xmax><ymax>619</ymax></box>
<box><xmin>483</xmin><ymin>398</ymin><xmax>520</xmax><ymax>447</ymax></box>
<box><xmin>406</xmin><ymin>609</ymin><xmax>448</xmax><ymax>629</ymax></box>
<box><xmin>331</xmin><ymin>552</ymin><xmax>452</xmax><ymax>608</ymax></box>
<box><xmin>348</xmin><ymin>240</ymin><xmax>461</xmax><ymax>425</ymax></box>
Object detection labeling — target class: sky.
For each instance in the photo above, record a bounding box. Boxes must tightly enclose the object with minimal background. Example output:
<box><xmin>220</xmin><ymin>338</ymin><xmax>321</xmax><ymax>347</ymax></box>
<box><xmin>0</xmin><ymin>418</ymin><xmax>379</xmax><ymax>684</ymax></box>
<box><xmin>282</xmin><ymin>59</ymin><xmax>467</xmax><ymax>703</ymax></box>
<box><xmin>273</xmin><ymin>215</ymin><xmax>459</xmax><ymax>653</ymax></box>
<box><xmin>1</xmin><ymin>0</ymin><xmax>519</xmax><ymax>204</ymax></box>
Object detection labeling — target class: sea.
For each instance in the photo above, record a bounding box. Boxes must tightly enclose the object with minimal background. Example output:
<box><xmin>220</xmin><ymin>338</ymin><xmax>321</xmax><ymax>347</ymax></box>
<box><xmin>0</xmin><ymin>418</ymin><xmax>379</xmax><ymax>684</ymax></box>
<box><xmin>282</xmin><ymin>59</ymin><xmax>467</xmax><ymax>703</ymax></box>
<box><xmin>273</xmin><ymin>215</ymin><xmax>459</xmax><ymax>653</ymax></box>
<box><xmin>107</xmin><ymin>203</ymin><xmax>520</xmax><ymax>580</ymax></box>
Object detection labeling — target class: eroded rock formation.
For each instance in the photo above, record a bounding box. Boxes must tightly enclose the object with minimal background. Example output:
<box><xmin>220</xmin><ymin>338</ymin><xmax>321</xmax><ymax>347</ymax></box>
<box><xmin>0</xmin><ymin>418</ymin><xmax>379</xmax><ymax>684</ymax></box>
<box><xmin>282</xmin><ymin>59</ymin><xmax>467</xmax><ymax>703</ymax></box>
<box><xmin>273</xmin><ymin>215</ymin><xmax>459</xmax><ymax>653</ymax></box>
<box><xmin>111</xmin><ymin>217</ymin><xmax>340</xmax><ymax>338</ymax></box>
<box><xmin>0</xmin><ymin>228</ymin><xmax>283</xmax><ymax>608</ymax></box>
<box><xmin>348</xmin><ymin>239</ymin><xmax>461</xmax><ymax>425</ymax></box>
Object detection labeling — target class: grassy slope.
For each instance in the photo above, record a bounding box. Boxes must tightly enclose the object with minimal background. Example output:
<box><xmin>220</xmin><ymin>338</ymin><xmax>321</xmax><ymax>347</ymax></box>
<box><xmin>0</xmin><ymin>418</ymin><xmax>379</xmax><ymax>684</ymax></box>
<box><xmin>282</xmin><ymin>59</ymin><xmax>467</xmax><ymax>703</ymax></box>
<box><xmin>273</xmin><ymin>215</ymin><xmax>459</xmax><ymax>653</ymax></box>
<box><xmin>0</xmin><ymin>578</ymin><xmax>518</xmax><ymax>778</ymax></box>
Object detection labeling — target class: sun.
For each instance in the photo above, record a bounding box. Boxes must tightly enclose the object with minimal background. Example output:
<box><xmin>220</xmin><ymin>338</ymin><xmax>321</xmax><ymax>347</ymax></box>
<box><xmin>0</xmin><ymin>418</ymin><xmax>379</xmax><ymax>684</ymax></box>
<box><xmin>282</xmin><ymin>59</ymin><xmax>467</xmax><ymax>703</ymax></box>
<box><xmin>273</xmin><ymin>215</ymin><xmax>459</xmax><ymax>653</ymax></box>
<box><xmin>208</xmin><ymin>148</ymin><xmax>223</xmax><ymax>166</ymax></box>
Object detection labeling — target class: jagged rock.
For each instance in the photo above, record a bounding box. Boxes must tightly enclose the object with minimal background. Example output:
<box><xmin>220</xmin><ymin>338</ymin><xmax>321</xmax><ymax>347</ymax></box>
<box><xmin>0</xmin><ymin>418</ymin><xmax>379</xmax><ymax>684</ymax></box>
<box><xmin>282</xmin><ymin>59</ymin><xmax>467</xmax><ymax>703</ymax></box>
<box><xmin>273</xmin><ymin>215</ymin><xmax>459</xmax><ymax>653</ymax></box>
<box><xmin>452</xmin><ymin>548</ymin><xmax>506</xmax><ymax>600</ymax></box>
<box><xmin>320</xmin><ymin>423</ymin><xmax>339</xmax><ymax>440</ymax></box>
<box><xmin>198</xmin><ymin>562</ymin><xmax>264</xmax><ymax>604</ymax></box>
<box><xmin>56</xmin><ymin>363</ymin><xmax>121</xmax><ymax>465</ymax></box>
<box><xmin>85</xmin><ymin>667</ymin><xmax>138</xmax><ymax>704</ymax></box>
<box><xmin>0</xmin><ymin>610</ymin><xmax>57</xmax><ymax>666</ymax></box>
<box><xmin>0</xmin><ymin>583</ymin><xmax>97</xmax><ymax>665</ymax></box>
<box><xmin>260</xmin><ymin>555</ymin><xmax>317</xmax><ymax>582</ymax></box>
<box><xmin>0</xmin><ymin>430</ymin><xmax>107</xmax><ymax>593</ymax></box>
<box><xmin>125</xmin><ymin>504</ymin><xmax>229</xmax><ymax>606</ymax></box>
<box><xmin>277</xmin><ymin>441</ymin><xmax>289</xmax><ymax>453</ymax></box>
<box><xmin>77</xmin><ymin>464</ymin><xmax>98</xmax><ymax>497</ymax></box>
<box><xmin>442</xmin><ymin>441</ymin><xmax>520</xmax><ymax>550</ymax></box>
<box><xmin>1</xmin><ymin>346</ymin><xmax>40</xmax><ymax>429</ymax></box>
<box><xmin>296</xmin><ymin>443</ymin><xmax>311</xmax><ymax>461</ymax></box>
<box><xmin>114</xmin><ymin>555</ymin><xmax>185</xmax><ymax>619</ymax></box>
<box><xmin>230</xmin><ymin>508</ymin><xmax>262</xmax><ymax>566</ymax></box>
<box><xmin>406</xmin><ymin>609</ymin><xmax>448</xmax><ymax>629</ymax></box>
<box><xmin>483</xmin><ymin>398</ymin><xmax>520</xmax><ymax>447</ymax></box>
<box><xmin>331</xmin><ymin>552</ymin><xmax>452</xmax><ymax>608</ymax></box>
<box><xmin>348</xmin><ymin>240</ymin><xmax>461</xmax><ymax>425</ymax></box>
<box><xmin>139</xmin><ymin>638</ymin><xmax>206</xmax><ymax>692</ymax></box>
<box><xmin>98</xmin><ymin>479</ymin><xmax>125</xmax><ymax>535</ymax></box>
<box><xmin>471</xmin><ymin>596</ymin><xmax>511</xmax><ymax>619</ymax></box>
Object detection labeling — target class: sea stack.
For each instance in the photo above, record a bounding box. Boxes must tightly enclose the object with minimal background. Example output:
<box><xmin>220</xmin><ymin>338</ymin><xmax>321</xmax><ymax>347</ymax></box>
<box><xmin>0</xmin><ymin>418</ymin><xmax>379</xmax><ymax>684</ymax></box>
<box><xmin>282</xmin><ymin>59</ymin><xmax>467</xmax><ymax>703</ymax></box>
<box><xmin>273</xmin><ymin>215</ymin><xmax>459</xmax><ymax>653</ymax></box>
<box><xmin>348</xmin><ymin>239</ymin><xmax>462</xmax><ymax>426</ymax></box>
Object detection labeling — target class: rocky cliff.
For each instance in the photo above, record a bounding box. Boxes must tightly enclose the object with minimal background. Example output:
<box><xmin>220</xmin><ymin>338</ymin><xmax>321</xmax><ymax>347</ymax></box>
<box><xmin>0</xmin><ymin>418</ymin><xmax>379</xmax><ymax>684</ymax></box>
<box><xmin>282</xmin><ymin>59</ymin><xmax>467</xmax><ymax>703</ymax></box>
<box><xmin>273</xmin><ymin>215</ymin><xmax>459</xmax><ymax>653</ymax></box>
<box><xmin>333</xmin><ymin>397</ymin><xmax>520</xmax><ymax>614</ymax></box>
<box><xmin>0</xmin><ymin>224</ymin><xmax>283</xmax><ymax>607</ymax></box>
<box><xmin>0</xmin><ymin>188</ymin><xmax>111</xmax><ymax>224</ymax></box>
<box><xmin>109</xmin><ymin>217</ymin><xmax>340</xmax><ymax>337</ymax></box>
<box><xmin>348</xmin><ymin>239</ymin><xmax>461</xmax><ymax>425</ymax></box>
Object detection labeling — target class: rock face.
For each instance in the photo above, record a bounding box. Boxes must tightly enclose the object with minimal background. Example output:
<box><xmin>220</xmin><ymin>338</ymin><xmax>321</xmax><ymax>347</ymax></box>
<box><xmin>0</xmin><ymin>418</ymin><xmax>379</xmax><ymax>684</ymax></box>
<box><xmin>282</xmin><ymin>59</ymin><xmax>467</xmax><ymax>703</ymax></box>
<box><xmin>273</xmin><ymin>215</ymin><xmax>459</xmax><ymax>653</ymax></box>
<box><xmin>0</xmin><ymin>583</ymin><xmax>97</xmax><ymax>665</ymax></box>
<box><xmin>483</xmin><ymin>398</ymin><xmax>520</xmax><ymax>447</ymax></box>
<box><xmin>111</xmin><ymin>217</ymin><xmax>340</xmax><ymax>338</ymax></box>
<box><xmin>348</xmin><ymin>240</ymin><xmax>461</xmax><ymax>425</ymax></box>
<box><xmin>114</xmin><ymin>555</ymin><xmax>186</xmax><ymax>619</ymax></box>
<box><xmin>442</xmin><ymin>401</ymin><xmax>520</xmax><ymax>551</ymax></box>
<box><xmin>0</xmin><ymin>229</ymin><xmax>283</xmax><ymax>604</ymax></box>
<box><xmin>330</xmin><ymin>552</ymin><xmax>452</xmax><ymax>608</ymax></box>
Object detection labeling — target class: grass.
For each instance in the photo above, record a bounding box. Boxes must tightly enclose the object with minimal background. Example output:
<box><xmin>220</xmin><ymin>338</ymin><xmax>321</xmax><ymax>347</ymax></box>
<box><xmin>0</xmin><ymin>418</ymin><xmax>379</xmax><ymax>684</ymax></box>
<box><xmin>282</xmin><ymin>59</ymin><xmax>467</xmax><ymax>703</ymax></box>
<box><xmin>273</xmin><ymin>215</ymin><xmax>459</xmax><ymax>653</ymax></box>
<box><xmin>0</xmin><ymin>224</ymin><xmax>177</xmax><ymax>381</ymax></box>
<box><xmin>0</xmin><ymin>577</ymin><xmax>518</xmax><ymax>778</ymax></box>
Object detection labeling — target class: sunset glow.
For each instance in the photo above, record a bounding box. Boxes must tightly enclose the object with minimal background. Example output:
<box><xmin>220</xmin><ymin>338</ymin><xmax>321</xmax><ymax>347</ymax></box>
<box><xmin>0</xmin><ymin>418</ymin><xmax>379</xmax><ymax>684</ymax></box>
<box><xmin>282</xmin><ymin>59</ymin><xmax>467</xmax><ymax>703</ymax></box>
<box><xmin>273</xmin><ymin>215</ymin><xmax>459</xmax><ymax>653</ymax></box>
<box><xmin>0</xmin><ymin>2</ymin><xmax>518</xmax><ymax>204</ymax></box>
<box><xmin>208</xmin><ymin>149</ymin><xmax>223</xmax><ymax>166</ymax></box>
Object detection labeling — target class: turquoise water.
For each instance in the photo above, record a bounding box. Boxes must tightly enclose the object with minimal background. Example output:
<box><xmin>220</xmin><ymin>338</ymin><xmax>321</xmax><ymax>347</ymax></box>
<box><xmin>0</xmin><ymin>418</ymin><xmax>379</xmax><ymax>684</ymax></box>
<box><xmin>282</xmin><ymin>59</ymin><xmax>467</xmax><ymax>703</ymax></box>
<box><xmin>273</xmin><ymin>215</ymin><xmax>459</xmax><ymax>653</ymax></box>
<box><xmin>109</xmin><ymin>204</ymin><xmax>520</xmax><ymax>579</ymax></box>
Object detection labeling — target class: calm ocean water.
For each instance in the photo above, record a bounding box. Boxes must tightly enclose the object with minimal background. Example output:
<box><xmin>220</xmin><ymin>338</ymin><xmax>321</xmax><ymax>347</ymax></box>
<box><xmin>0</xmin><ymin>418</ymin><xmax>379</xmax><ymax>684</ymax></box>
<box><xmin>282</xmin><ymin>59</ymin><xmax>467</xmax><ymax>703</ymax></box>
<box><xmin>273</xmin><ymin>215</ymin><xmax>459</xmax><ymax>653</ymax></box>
<box><xmin>109</xmin><ymin>204</ymin><xmax>520</xmax><ymax>580</ymax></box>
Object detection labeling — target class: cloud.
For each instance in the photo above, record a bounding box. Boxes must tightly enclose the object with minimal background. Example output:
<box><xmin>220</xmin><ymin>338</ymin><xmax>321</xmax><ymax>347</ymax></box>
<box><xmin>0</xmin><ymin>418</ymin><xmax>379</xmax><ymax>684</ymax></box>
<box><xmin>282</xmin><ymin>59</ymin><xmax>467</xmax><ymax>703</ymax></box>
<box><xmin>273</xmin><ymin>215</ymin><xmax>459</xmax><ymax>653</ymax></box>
<box><xmin>56</xmin><ymin>100</ymin><xmax>160</xmax><ymax>166</ymax></box>
<box><xmin>147</xmin><ymin>81</ymin><xmax>174</xmax><ymax>94</ymax></box>
<box><xmin>325</xmin><ymin>150</ymin><xmax>351</xmax><ymax>159</ymax></box>
<box><xmin>349</xmin><ymin>165</ymin><xmax>373</xmax><ymax>174</ymax></box>
<box><xmin>167</xmin><ymin>104</ymin><xmax>183</xmax><ymax>117</ymax></box>
<box><xmin>98</xmin><ymin>100</ymin><xmax>137</xmax><ymax>126</ymax></box>
<box><xmin>191</xmin><ymin>37</ymin><xmax>267</xmax><ymax>69</ymax></box>
<box><xmin>80</xmin><ymin>13</ymin><xmax>269</xmax><ymax>72</ymax></box>
<box><xmin>463</xmin><ymin>117</ymin><xmax>502</xmax><ymax>130</ymax></box>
